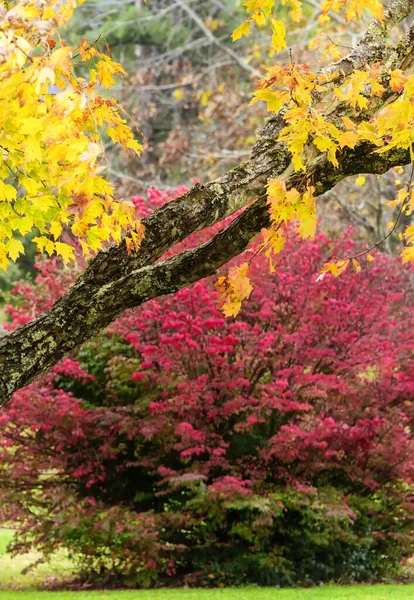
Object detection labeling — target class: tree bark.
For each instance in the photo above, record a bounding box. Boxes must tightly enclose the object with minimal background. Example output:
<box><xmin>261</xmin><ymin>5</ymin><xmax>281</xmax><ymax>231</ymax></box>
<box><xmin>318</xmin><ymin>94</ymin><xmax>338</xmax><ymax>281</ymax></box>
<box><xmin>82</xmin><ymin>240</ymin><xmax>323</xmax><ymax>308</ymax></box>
<box><xmin>0</xmin><ymin>0</ymin><xmax>413</xmax><ymax>406</ymax></box>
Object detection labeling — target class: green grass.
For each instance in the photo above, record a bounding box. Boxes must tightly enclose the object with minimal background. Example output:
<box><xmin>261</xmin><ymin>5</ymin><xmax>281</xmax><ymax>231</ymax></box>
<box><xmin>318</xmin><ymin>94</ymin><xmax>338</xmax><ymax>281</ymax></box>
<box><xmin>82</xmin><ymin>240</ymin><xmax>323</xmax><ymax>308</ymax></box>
<box><xmin>0</xmin><ymin>586</ymin><xmax>413</xmax><ymax>600</ymax></box>
<box><xmin>1</xmin><ymin>528</ymin><xmax>413</xmax><ymax>599</ymax></box>
<box><xmin>0</xmin><ymin>528</ymin><xmax>74</xmax><ymax>590</ymax></box>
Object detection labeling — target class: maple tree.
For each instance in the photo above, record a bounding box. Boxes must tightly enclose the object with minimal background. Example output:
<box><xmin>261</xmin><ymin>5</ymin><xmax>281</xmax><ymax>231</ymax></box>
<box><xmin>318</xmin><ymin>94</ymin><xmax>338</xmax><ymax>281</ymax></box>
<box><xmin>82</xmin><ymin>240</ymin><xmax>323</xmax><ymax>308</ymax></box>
<box><xmin>0</xmin><ymin>0</ymin><xmax>414</xmax><ymax>404</ymax></box>
<box><xmin>1</xmin><ymin>214</ymin><xmax>412</xmax><ymax>585</ymax></box>
<box><xmin>0</xmin><ymin>0</ymin><xmax>143</xmax><ymax>268</ymax></box>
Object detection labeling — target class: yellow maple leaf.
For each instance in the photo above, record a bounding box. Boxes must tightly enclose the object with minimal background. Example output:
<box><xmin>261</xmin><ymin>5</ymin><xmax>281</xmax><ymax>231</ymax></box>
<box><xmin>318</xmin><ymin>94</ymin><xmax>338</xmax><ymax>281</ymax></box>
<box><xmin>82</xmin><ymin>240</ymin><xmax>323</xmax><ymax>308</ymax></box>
<box><xmin>49</xmin><ymin>221</ymin><xmax>63</xmax><ymax>240</ymax></box>
<box><xmin>55</xmin><ymin>241</ymin><xmax>75</xmax><ymax>263</ymax></box>
<box><xmin>49</xmin><ymin>47</ymin><xmax>72</xmax><ymax>71</ymax></box>
<box><xmin>78</xmin><ymin>39</ymin><xmax>99</xmax><ymax>62</ymax></box>
<box><xmin>20</xmin><ymin>176</ymin><xmax>43</xmax><ymax>195</ymax></box>
<box><xmin>126</xmin><ymin>227</ymin><xmax>144</xmax><ymax>255</ymax></box>
<box><xmin>335</xmin><ymin>130</ymin><xmax>359</xmax><ymax>149</ymax></box>
<box><xmin>245</xmin><ymin>0</ymin><xmax>275</xmax><ymax>17</ymax></box>
<box><xmin>342</xmin><ymin>116</ymin><xmax>356</xmax><ymax>130</ymax></box>
<box><xmin>0</xmin><ymin>182</ymin><xmax>17</xmax><ymax>201</ymax></box>
<box><xmin>6</xmin><ymin>238</ymin><xmax>24</xmax><ymax>262</ymax></box>
<box><xmin>286</xmin><ymin>0</ymin><xmax>303</xmax><ymax>22</ymax></box>
<box><xmin>250</xmin><ymin>89</ymin><xmax>286</xmax><ymax>113</ymax></box>
<box><xmin>229</xmin><ymin>262</ymin><xmax>253</xmax><ymax>300</ymax></box>
<box><xmin>313</xmin><ymin>135</ymin><xmax>336</xmax><ymax>153</ymax></box>
<box><xmin>263</xmin><ymin>229</ymin><xmax>285</xmax><ymax>256</ymax></box>
<box><xmin>15</xmin><ymin>216</ymin><xmax>34</xmax><ymax>236</ymax></box>
<box><xmin>404</xmin><ymin>225</ymin><xmax>414</xmax><ymax>244</ymax></box>
<box><xmin>401</xmin><ymin>246</ymin><xmax>414</xmax><ymax>264</ymax></box>
<box><xmin>298</xmin><ymin>217</ymin><xmax>317</xmax><ymax>239</ymax></box>
<box><xmin>271</xmin><ymin>19</ymin><xmax>287</xmax><ymax>53</ymax></box>
<box><xmin>387</xmin><ymin>198</ymin><xmax>402</xmax><ymax>208</ymax></box>
<box><xmin>317</xmin><ymin>14</ymin><xmax>331</xmax><ymax>24</ymax></box>
<box><xmin>352</xmin><ymin>258</ymin><xmax>361</xmax><ymax>273</ymax></box>
<box><xmin>232</xmin><ymin>22</ymin><xmax>250</xmax><ymax>41</ymax></box>
<box><xmin>327</xmin><ymin>146</ymin><xmax>338</xmax><ymax>168</ymax></box>
<box><xmin>33</xmin><ymin>236</ymin><xmax>55</xmax><ymax>256</ymax></box>
<box><xmin>217</xmin><ymin>262</ymin><xmax>253</xmax><ymax>317</ymax></box>
<box><xmin>0</xmin><ymin>244</ymin><xmax>9</xmax><ymax>271</ymax></box>
<box><xmin>388</xmin><ymin>69</ymin><xmax>407</xmax><ymax>93</ymax></box>
<box><xmin>96</xmin><ymin>58</ymin><xmax>126</xmax><ymax>89</ymax></box>
<box><xmin>107</xmin><ymin>125</ymin><xmax>143</xmax><ymax>154</ymax></box>
<box><xmin>222</xmin><ymin>301</ymin><xmax>242</xmax><ymax>318</ymax></box>
<box><xmin>321</xmin><ymin>259</ymin><xmax>350</xmax><ymax>277</ymax></box>
<box><xmin>267</xmin><ymin>178</ymin><xmax>286</xmax><ymax>201</ymax></box>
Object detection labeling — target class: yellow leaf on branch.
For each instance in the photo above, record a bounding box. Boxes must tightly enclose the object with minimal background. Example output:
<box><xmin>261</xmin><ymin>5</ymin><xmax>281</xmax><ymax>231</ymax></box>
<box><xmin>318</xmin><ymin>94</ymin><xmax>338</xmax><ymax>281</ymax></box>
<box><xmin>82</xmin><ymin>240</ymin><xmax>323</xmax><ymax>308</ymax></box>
<box><xmin>271</xmin><ymin>19</ymin><xmax>287</xmax><ymax>53</ymax></box>
<box><xmin>321</xmin><ymin>259</ymin><xmax>350</xmax><ymax>277</ymax></box>
<box><xmin>401</xmin><ymin>246</ymin><xmax>414</xmax><ymax>264</ymax></box>
<box><xmin>6</xmin><ymin>238</ymin><xmax>24</xmax><ymax>262</ymax></box>
<box><xmin>232</xmin><ymin>22</ymin><xmax>250</xmax><ymax>41</ymax></box>
<box><xmin>389</xmin><ymin>69</ymin><xmax>407</xmax><ymax>93</ymax></box>
<box><xmin>217</xmin><ymin>262</ymin><xmax>253</xmax><ymax>318</ymax></box>
<box><xmin>96</xmin><ymin>58</ymin><xmax>126</xmax><ymax>90</ymax></box>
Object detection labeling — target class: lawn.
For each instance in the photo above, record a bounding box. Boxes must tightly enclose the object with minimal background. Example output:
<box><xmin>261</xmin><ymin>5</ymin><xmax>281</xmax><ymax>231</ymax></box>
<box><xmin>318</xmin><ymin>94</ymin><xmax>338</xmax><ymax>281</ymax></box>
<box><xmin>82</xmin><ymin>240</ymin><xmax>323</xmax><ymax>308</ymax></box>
<box><xmin>0</xmin><ymin>528</ymin><xmax>74</xmax><ymax>590</ymax></box>
<box><xmin>1</xmin><ymin>528</ymin><xmax>414</xmax><ymax>599</ymax></box>
<box><xmin>0</xmin><ymin>586</ymin><xmax>414</xmax><ymax>600</ymax></box>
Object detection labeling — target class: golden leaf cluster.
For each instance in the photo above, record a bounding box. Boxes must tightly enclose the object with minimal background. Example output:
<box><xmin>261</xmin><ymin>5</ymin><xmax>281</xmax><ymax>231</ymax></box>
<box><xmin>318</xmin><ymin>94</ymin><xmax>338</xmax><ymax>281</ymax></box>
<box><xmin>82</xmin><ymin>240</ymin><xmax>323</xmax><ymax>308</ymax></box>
<box><xmin>0</xmin><ymin>0</ymin><xmax>143</xmax><ymax>269</ymax></box>
<box><xmin>224</xmin><ymin>0</ymin><xmax>414</xmax><ymax>316</ymax></box>
<box><xmin>216</xmin><ymin>262</ymin><xmax>253</xmax><ymax>317</ymax></box>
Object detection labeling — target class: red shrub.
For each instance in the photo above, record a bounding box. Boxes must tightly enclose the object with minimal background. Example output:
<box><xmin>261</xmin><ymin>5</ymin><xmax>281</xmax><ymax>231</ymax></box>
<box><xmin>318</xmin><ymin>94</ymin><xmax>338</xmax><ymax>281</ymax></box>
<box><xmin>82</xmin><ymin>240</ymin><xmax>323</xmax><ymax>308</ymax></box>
<box><xmin>0</xmin><ymin>187</ymin><xmax>413</xmax><ymax>587</ymax></box>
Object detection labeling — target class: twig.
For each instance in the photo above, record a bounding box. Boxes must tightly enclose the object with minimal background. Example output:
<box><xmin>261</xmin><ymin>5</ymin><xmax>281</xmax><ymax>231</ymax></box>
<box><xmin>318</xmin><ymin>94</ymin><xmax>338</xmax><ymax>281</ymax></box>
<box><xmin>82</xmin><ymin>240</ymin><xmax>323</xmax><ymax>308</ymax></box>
<box><xmin>344</xmin><ymin>163</ymin><xmax>414</xmax><ymax>260</ymax></box>
<box><xmin>175</xmin><ymin>0</ymin><xmax>261</xmax><ymax>78</ymax></box>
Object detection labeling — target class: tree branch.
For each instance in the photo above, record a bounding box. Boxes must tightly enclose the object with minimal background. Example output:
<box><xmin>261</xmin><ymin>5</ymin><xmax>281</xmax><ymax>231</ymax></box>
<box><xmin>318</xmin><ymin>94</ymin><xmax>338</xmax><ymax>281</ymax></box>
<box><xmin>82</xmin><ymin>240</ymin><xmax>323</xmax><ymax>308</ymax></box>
<box><xmin>0</xmin><ymin>0</ymin><xmax>413</xmax><ymax>406</ymax></box>
<box><xmin>322</xmin><ymin>0</ymin><xmax>414</xmax><ymax>79</ymax></box>
<box><xmin>0</xmin><ymin>140</ymin><xmax>410</xmax><ymax>405</ymax></box>
<box><xmin>175</xmin><ymin>0</ymin><xmax>262</xmax><ymax>78</ymax></box>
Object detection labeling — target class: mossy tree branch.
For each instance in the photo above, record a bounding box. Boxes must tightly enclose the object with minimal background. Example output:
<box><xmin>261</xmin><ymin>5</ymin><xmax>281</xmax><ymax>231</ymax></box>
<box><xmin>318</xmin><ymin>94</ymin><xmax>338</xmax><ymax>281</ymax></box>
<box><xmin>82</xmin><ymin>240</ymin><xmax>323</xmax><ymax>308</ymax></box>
<box><xmin>0</xmin><ymin>0</ymin><xmax>413</xmax><ymax>406</ymax></box>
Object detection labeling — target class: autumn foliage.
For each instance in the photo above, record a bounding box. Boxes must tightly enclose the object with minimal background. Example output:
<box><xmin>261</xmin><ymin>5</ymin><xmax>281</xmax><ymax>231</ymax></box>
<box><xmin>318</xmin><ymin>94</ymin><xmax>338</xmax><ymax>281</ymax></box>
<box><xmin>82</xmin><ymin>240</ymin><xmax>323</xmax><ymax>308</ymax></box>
<box><xmin>0</xmin><ymin>187</ymin><xmax>412</xmax><ymax>587</ymax></box>
<box><xmin>2</xmin><ymin>0</ymin><xmax>414</xmax><ymax>412</ymax></box>
<box><xmin>1</xmin><ymin>0</ymin><xmax>414</xmax><ymax>284</ymax></box>
<box><xmin>0</xmin><ymin>0</ymin><xmax>142</xmax><ymax>270</ymax></box>
<box><xmin>226</xmin><ymin>0</ymin><xmax>414</xmax><ymax>280</ymax></box>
